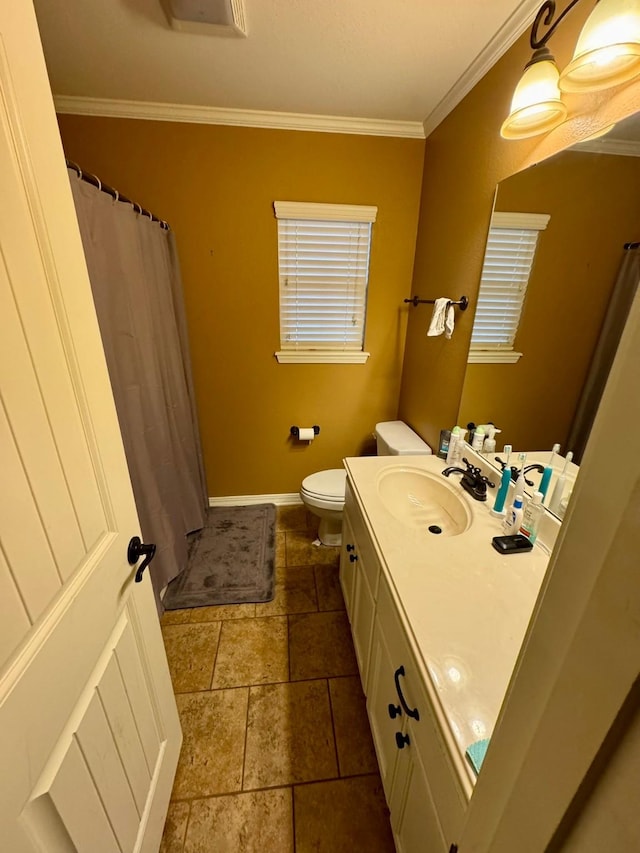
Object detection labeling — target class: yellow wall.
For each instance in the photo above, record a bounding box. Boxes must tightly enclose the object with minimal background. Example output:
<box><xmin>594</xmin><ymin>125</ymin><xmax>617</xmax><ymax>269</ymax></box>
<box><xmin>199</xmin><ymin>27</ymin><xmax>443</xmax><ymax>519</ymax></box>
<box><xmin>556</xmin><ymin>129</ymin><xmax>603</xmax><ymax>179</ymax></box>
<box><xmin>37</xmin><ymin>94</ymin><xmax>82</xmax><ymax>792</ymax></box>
<box><xmin>57</xmin><ymin>117</ymin><xmax>424</xmax><ymax>495</ymax></box>
<box><xmin>459</xmin><ymin>151</ymin><xmax>640</xmax><ymax>450</ymax></box>
<box><xmin>398</xmin><ymin>5</ymin><xmax>640</xmax><ymax>451</ymax></box>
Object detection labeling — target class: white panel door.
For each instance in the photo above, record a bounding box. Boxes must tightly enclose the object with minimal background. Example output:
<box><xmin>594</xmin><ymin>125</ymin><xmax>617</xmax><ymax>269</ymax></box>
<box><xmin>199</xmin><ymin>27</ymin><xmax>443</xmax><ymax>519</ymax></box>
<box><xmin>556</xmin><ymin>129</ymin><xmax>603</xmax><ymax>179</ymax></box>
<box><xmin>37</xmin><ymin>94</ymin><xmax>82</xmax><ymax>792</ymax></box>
<box><xmin>0</xmin><ymin>4</ymin><xmax>181</xmax><ymax>852</ymax></box>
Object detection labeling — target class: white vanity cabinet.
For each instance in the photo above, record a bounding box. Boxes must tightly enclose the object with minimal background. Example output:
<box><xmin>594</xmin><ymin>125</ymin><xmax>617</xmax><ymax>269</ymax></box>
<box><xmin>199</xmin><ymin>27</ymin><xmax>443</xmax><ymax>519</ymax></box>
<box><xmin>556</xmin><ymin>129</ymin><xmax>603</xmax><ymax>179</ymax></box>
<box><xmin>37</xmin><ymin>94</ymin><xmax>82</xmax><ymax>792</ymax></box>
<box><xmin>368</xmin><ymin>572</ymin><xmax>451</xmax><ymax>853</ymax></box>
<box><xmin>339</xmin><ymin>511</ymin><xmax>357</xmax><ymax>617</ymax></box>
<box><xmin>341</xmin><ymin>477</ymin><xmax>467</xmax><ymax>853</ymax></box>
<box><xmin>340</xmin><ymin>483</ymin><xmax>377</xmax><ymax>691</ymax></box>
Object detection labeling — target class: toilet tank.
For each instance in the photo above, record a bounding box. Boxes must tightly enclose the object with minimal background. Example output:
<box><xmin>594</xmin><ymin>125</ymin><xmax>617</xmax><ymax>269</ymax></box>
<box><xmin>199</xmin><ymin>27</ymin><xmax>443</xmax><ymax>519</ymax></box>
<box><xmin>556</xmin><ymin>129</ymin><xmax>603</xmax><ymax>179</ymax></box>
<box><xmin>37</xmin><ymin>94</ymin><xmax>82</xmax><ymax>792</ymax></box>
<box><xmin>375</xmin><ymin>421</ymin><xmax>432</xmax><ymax>456</ymax></box>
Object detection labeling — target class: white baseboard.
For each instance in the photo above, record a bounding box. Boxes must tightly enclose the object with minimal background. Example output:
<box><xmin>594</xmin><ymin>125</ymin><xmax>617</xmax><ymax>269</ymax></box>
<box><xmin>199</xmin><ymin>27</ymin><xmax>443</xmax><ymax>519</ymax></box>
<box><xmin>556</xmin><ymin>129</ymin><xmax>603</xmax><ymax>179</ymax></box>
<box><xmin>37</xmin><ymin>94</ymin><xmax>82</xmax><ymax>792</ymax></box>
<box><xmin>208</xmin><ymin>493</ymin><xmax>303</xmax><ymax>507</ymax></box>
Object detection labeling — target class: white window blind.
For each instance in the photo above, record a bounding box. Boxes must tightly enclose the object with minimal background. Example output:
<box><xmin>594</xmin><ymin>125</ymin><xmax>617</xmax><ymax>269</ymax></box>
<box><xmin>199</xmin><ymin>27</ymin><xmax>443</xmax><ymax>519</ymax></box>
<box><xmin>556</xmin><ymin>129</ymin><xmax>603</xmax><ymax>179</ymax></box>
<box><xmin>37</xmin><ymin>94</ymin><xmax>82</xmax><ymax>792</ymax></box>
<box><xmin>274</xmin><ymin>201</ymin><xmax>377</xmax><ymax>364</ymax></box>
<box><xmin>469</xmin><ymin>212</ymin><xmax>549</xmax><ymax>364</ymax></box>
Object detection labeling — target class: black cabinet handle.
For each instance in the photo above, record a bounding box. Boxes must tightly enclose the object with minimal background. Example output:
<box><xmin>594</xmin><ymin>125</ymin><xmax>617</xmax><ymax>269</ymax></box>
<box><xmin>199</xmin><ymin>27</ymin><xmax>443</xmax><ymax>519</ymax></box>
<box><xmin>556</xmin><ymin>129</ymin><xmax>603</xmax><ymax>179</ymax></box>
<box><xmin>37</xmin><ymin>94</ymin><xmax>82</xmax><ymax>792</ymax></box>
<box><xmin>127</xmin><ymin>536</ymin><xmax>157</xmax><ymax>583</ymax></box>
<box><xmin>395</xmin><ymin>732</ymin><xmax>410</xmax><ymax>749</ymax></box>
<box><xmin>394</xmin><ymin>665</ymin><xmax>420</xmax><ymax>721</ymax></box>
<box><xmin>388</xmin><ymin>703</ymin><xmax>402</xmax><ymax>719</ymax></box>
<box><xmin>346</xmin><ymin>543</ymin><xmax>355</xmax><ymax>552</ymax></box>
<box><xmin>349</xmin><ymin>553</ymin><xmax>358</xmax><ymax>562</ymax></box>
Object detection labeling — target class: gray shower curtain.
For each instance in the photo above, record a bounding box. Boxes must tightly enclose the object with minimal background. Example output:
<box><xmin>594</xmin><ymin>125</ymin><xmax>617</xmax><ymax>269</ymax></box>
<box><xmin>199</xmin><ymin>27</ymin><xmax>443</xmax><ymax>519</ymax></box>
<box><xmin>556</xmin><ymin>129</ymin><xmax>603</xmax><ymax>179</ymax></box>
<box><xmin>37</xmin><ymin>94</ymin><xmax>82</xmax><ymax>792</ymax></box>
<box><xmin>568</xmin><ymin>244</ymin><xmax>640</xmax><ymax>462</ymax></box>
<box><xmin>68</xmin><ymin>170</ymin><xmax>207</xmax><ymax>605</ymax></box>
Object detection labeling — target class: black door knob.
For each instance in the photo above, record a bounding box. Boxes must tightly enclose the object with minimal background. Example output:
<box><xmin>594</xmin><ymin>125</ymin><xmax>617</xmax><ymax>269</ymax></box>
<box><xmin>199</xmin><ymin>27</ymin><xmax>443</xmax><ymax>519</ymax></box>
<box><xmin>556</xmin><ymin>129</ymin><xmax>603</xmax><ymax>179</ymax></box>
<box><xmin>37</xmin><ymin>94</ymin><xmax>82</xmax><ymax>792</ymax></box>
<box><xmin>388</xmin><ymin>703</ymin><xmax>402</xmax><ymax>719</ymax></box>
<box><xmin>395</xmin><ymin>732</ymin><xmax>410</xmax><ymax>750</ymax></box>
<box><xmin>127</xmin><ymin>536</ymin><xmax>157</xmax><ymax>583</ymax></box>
<box><xmin>346</xmin><ymin>544</ymin><xmax>355</xmax><ymax>552</ymax></box>
<box><xmin>349</xmin><ymin>553</ymin><xmax>358</xmax><ymax>562</ymax></box>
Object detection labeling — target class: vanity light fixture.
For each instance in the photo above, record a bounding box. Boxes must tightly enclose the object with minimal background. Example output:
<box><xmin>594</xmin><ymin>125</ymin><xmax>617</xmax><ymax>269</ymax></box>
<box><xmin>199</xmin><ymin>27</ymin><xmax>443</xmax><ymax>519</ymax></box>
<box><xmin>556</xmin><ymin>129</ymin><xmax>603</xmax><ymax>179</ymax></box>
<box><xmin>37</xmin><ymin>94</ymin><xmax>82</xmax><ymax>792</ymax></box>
<box><xmin>501</xmin><ymin>0</ymin><xmax>640</xmax><ymax>139</ymax></box>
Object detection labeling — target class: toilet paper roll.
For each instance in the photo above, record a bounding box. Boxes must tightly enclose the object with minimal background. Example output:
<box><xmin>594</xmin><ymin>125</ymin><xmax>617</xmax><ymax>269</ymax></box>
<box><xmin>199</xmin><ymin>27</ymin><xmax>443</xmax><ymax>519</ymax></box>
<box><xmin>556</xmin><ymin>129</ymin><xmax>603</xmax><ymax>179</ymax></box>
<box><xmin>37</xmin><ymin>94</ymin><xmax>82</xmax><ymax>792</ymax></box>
<box><xmin>298</xmin><ymin>427</ymin><xmax>316</xmax><ymax>442</ymax></box>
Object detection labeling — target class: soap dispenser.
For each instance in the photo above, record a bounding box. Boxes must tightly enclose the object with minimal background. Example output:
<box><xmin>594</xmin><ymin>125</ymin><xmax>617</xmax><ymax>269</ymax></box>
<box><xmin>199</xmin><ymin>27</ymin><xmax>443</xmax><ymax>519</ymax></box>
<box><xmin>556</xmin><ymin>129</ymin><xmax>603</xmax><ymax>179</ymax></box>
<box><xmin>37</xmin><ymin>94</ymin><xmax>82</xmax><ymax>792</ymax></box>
<box><xmin>483</xmin><ymin>425</ymin><xmax>500</xmax><ymax>454</ymax></box>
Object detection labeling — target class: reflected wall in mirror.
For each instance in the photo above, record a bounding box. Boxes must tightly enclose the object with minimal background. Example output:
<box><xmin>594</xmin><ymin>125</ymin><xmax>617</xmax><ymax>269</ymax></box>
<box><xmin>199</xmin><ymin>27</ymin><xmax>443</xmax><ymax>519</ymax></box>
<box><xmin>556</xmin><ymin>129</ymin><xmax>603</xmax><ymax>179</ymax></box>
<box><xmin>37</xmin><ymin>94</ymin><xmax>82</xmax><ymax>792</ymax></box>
<box><xmin>459</xmin><ymin>124</ymin><xmax>640</xmax><ymax>477</ymax></box>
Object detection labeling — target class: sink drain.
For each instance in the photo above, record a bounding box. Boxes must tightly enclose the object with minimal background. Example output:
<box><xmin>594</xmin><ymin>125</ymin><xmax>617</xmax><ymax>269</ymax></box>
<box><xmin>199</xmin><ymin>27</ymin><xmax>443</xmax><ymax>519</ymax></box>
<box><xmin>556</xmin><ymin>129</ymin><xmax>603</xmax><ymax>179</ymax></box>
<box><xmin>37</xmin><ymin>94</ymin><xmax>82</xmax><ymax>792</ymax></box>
<box><xmin>428</xmin><ymin>525</ymin><xmax>443</xmax><ymax>535</ymax></box>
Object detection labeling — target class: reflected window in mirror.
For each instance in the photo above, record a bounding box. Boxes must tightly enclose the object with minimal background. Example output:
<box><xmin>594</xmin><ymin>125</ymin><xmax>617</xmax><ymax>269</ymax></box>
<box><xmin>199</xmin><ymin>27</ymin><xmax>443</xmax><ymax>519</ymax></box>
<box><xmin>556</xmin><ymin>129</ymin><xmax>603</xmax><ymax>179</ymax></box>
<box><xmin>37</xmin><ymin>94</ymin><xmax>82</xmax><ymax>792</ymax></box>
<box><xmin>459</xmin><ymin>140</ymin><xmax>640</xmax><ymax>476</ymax></box>
<box><xmin>469</xmin><ymin>212</ymin><xmax>549</xmax><ymax>364</ymax></box>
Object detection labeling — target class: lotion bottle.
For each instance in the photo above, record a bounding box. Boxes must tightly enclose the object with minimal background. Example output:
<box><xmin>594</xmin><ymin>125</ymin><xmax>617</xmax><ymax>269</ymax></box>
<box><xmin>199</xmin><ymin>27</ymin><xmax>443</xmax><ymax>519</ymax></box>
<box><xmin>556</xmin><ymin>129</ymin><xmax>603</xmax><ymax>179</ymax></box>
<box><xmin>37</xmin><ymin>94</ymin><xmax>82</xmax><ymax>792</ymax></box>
<box><xmin>503</xmin><ymin>494</ymin><xmax>524</xmax><ymax>535</ymax></box>
<box><xmin>446</xmin><ymin>426</ymin><xmax>462</xmax><ymax>466</ymax></box>
<box><xmin>452</xmin><ymin>428</ymin><xmax>468</xmax><ymax>466</ymax></box>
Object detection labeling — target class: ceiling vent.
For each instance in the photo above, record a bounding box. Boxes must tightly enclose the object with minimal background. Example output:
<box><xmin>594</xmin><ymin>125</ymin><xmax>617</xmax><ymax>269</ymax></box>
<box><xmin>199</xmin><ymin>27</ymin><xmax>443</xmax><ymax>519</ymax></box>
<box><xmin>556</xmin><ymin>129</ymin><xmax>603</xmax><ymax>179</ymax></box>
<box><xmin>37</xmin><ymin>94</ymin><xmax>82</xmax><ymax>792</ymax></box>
<box><xmin>162</xmin><ymin>0</ymin><xmax>247</xmax><ymax>37</ymax></box>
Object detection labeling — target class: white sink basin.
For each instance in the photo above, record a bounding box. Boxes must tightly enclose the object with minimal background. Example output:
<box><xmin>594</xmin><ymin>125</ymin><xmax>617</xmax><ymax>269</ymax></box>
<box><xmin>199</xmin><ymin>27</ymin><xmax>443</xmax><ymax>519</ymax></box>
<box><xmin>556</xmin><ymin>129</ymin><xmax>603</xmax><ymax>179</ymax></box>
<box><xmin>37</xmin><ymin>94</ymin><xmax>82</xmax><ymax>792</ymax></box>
<box><xmin>376</xmin><ymin>466</ymin><xmax>472</xmax><ymax>537</ymax></box>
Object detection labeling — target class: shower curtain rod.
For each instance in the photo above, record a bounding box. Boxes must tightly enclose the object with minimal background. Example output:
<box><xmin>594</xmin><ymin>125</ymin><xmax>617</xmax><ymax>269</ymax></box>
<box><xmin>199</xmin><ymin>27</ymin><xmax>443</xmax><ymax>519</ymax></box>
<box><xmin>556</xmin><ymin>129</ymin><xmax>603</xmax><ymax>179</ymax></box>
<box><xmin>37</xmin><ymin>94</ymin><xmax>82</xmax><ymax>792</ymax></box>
<box><xmin>66</xmin><ymin>159</ymin><xmax>169</xmax><ymax>230</ymax></box>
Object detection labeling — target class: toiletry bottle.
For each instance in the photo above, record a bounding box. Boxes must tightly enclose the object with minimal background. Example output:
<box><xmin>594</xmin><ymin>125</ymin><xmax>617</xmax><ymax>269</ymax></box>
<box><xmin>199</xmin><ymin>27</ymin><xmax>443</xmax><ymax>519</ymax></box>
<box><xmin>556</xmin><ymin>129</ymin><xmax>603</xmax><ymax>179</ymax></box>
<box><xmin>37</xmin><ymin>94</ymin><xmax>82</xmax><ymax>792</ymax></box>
<box><xmin>446</xmin><ymin>426</ymin><xmax>461</xmax><ymax>466</ymax></box>
<box><xmin>520</xmin><ymin>491</ymin><xmax>544</xmax><ymax>544</ymax></box>
<box><xmin>491</xmin><ymin>443</ymin><xmax>513</xmax><ymax>518</ymax></box>
<box><xmin>466</xmin><ymin>422</ymin><xmax>476</xmax><ymax>446</ymax></box>
<box><xmin>514</xmin><ymin>453</ymin><xmax>527</xmax><ymax>496</ymax></box>
<box><xmin>558</xmin><ymin>489</ymin><xmax>572</xmax><ymax>519</ymax></box>
<box><xmin>483</xmin><ymin>426</ymin><xmax>500</xmax><ymax>454</ymax></box>
<box><xmin>539</xmin><ymin>443</ymin><xmax>561</xmax><ymax>502</ymax></box>
<box><xmin>454</xmin><ymin>428</ymin><xmax>468</xmax><ymax>465</ymax></box>
<box><xmin>548</xmin><ymin>451</ymin><xmax>573</xmax><ymax>515</ymax></box>
<box><xmin>471</xmin><ymin>425</ymin><xmax>485</xmax><ymax>452</ymax></box>
<box><xmin>438</xmin><ymin>429</ymin><xmax>451</xmax><ymax>460</ymax></box>
<box><xmin>503</xmin><ymin>494</ymin><xmax>524</xmax><ymax>535</ymax></box>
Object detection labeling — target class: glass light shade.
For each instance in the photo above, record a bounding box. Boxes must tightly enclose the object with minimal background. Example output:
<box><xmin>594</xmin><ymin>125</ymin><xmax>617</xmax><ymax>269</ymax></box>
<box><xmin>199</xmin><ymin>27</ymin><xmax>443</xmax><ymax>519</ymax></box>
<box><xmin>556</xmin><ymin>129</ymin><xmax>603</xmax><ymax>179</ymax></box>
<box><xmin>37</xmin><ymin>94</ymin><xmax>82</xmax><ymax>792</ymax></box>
<box><xmin>559</xmin><ymin>0</ymin><xmax>640</xmax><ymax>92</ymax></box>
<box><xmin>578</xmin><ymin>122</ymin><xmax>617</xmax><ymax>140</ymax></box>
<box><xmin>501</xmin><ymin>59</ymin><xmax>568</xmax><ymax>139</ymax></box>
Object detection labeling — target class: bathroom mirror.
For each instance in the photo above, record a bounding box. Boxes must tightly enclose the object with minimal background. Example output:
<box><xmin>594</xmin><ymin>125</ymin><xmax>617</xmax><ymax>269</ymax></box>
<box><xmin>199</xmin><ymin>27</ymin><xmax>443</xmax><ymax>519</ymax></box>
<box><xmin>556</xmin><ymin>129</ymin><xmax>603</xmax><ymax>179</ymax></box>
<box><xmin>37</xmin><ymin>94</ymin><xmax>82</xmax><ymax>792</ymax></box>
<box><xmin>458</xmin><ymin>111</ymin><xmax>640</xmax><ymax>512</ymax></box>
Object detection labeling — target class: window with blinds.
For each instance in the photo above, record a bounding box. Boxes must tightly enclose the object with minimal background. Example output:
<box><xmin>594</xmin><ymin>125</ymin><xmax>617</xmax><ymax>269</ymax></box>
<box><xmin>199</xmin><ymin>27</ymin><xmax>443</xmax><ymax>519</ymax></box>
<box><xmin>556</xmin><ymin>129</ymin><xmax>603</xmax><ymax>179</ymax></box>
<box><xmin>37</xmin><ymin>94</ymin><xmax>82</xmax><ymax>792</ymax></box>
<box><xmin>274</xmin><ymin>201</ymin><xmax>377</xmax><ymax>364</ymax></box>
<box><xmin>469</xmin><ymin>211</ymin><xmax>550</xmax><ymax>364</ymax></box>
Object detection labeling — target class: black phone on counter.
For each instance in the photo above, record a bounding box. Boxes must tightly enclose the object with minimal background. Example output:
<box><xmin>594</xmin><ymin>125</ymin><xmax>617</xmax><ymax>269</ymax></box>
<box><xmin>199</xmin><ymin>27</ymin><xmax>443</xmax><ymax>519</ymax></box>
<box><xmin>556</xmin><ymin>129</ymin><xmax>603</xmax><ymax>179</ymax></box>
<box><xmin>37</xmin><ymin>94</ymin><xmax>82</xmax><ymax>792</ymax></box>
<box><xmin>491</xmin><ymin>534</ymin><xmax>533</xmax><ymax>554</ymax></box>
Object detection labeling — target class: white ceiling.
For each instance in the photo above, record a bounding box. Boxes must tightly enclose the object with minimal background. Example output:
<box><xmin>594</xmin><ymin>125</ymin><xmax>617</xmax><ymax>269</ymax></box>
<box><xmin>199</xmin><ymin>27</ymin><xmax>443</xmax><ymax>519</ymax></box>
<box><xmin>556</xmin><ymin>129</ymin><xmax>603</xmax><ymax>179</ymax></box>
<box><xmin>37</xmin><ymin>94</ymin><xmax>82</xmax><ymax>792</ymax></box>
<box><xmin>33</xmin><ymin>0</ymin><xmax>534</xmax><ymax>127</ymax></box>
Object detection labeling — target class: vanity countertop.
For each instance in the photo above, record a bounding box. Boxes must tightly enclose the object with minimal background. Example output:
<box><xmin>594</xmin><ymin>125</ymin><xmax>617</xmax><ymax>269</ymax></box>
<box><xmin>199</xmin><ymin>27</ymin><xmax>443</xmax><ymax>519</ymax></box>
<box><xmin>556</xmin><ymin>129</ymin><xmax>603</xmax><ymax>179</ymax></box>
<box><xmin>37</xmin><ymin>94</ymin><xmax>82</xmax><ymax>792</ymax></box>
<box><xmin>344</xmin><ymin>453</ymin><xmax>550</xmax><ymax>793</ymax></box>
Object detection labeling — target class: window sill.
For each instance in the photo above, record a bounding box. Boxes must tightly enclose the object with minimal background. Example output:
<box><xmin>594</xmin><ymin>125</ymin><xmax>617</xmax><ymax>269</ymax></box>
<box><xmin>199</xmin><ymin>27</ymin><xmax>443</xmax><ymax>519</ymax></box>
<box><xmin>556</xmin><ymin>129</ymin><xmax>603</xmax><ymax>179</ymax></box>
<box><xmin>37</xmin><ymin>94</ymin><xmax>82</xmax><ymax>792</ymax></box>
<box><xmin>275</xmin><ymin>351</ymin><xmax>370</xmax><ymax>364</ymax></box>
<box><xmin>467</xmin><ymin>350</ymin><xmax>523</xmax><ymax>364</ymax></box>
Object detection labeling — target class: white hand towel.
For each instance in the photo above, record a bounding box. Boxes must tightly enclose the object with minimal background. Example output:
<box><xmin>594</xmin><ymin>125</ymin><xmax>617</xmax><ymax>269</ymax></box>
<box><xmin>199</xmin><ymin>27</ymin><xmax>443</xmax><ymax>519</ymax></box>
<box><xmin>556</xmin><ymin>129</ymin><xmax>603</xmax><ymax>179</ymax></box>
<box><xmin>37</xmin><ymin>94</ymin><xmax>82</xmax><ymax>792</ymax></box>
<box><xmin>427</xmin><ymin>298</ymin><xmax>455</xmax><ymax>339</ymax></box>
<box><xmin>444</xmin><ymin>301</ymin><xmax>455</xmax><ymax>339</ymax></box>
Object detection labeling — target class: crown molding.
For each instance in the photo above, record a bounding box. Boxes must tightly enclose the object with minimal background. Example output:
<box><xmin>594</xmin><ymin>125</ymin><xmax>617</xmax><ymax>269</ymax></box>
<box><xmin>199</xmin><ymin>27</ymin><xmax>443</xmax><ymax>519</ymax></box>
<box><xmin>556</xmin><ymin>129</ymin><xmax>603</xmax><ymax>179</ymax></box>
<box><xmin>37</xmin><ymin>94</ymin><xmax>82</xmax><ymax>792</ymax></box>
<box><xmin>53</xmin><ymin>95</ymin><xmax>425</xmax><ymax>139</ymax></box>
<box><xmin>423</xmin><ymin>0</ymin><xmax>540</xmax><ymax>137</ymax></box>
<box><xmin>572</xmin><ymin>137</ymin><xmax>640</xmax><ymax>157</ymax></box>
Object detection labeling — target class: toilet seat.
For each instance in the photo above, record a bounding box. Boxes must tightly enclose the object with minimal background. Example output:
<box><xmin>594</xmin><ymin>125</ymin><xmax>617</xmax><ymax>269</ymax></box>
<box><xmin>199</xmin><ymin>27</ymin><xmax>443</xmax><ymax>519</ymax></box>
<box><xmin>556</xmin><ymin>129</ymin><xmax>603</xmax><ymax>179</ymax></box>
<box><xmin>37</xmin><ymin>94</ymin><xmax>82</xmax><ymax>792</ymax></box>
<box><xmin>300</xmin><ymin>469</ymin><xmax>346</xmax><ymax>506</ymax></box>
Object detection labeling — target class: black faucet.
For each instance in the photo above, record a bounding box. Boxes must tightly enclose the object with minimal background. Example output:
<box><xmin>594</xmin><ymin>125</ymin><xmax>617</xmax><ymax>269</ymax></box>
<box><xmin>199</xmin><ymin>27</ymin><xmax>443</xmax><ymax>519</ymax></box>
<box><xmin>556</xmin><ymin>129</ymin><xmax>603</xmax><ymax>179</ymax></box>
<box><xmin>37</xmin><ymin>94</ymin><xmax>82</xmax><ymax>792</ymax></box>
<box><xmin>443</xmin><ymin>458</ymin><xmax>495</xmax><ymax>502</ymax></box>
<box><xmin>494</xmin><ymin>458</ymin><xmax>545</xmax><ymax>487</ymax></box>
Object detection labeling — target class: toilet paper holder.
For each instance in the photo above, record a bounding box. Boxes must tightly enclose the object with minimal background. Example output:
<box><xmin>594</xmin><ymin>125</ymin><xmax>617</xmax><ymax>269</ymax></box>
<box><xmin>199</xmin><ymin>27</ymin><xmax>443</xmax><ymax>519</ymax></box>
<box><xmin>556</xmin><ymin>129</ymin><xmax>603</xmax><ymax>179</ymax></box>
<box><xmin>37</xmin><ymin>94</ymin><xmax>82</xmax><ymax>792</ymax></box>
<box><xmin>290</xmin><ymin>425</ymin><xmax>320</xmax><ymax>438</ymax></box>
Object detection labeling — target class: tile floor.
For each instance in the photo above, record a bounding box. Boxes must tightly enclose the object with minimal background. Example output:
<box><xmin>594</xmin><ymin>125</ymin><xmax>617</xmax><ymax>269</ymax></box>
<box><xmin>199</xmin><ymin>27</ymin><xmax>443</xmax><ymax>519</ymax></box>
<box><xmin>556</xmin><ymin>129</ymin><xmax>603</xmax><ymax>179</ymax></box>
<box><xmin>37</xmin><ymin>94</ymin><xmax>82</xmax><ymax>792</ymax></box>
<box><xmin>159</xmin><ymin>505</ymin><xmax>396</xmax><ymax>853</ymax></box>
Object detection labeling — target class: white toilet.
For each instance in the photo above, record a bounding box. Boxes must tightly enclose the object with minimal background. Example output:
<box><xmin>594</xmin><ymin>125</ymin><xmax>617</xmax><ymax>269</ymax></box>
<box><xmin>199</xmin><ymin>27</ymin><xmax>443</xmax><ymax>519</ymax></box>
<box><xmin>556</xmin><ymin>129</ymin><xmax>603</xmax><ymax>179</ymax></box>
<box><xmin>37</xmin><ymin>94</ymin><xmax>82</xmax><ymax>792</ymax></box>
<box><xmin>300</xmin><ymin>421</ymin><xmax>432</xmax><ymax>546</ymax></box>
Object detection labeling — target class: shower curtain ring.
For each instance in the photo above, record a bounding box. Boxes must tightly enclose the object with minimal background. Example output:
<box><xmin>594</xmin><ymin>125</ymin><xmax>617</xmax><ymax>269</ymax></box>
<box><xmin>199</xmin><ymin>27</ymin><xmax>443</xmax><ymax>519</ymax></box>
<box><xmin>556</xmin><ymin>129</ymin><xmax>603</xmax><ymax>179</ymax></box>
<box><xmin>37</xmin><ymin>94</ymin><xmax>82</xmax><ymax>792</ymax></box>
<box><xmin>67</xmin><ymin>159</ymin><xmax>82</xmax><ymax>179</ymax></box>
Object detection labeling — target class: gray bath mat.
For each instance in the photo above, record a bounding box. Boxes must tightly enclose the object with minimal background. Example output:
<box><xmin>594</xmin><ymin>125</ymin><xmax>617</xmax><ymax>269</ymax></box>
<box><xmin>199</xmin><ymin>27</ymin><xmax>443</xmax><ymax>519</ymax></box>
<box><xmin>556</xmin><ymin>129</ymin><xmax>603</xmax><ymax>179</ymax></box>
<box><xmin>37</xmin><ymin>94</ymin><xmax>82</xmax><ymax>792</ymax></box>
<box><xmin>163</xmin><ymin>504</ymin><xmax>276</xmax><ymax>609</ymax></box>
